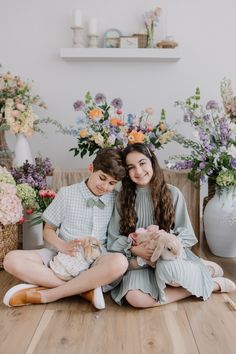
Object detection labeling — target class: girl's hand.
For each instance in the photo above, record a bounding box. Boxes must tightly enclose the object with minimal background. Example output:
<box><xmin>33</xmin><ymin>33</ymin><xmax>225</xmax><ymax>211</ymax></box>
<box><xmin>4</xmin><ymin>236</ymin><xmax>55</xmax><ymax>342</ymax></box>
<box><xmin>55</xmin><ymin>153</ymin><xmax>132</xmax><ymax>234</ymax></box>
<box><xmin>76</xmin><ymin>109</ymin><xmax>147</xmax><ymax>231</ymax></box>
<box><xmin>131</xmin><ymin>243</ymin><xmax>153</xmax><ymax>260</ymax></box>
<box><xmin>59</xmin><ymin>239</ymin><xmax>81</xmax><ymax>256</ymax></box>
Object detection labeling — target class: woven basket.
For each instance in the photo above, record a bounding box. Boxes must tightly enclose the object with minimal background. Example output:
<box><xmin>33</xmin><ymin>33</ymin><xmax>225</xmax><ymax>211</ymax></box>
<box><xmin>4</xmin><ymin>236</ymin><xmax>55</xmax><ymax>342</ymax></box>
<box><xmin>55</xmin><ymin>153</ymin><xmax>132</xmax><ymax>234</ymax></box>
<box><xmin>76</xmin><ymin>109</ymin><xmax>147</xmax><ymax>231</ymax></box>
<box><xmin>0</xmin><ymin>224</ymin><xmax>18</xmax><ymax>268</ymax></box>
<box><xmin>132</xmin><ymin>34</ymin><xmax>148</xmax><ymax>48</ymax></box>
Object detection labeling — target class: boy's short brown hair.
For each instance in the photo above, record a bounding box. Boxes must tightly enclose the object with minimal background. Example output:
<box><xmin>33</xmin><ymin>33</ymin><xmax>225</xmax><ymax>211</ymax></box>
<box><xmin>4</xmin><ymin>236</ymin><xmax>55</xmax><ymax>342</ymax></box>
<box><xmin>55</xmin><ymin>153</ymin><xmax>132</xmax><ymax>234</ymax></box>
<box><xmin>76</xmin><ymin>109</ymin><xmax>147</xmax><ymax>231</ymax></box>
<box><xmin>92</xmin><ymin>148</ymin><xmax>126</xmax><ymax>181</ymax></box>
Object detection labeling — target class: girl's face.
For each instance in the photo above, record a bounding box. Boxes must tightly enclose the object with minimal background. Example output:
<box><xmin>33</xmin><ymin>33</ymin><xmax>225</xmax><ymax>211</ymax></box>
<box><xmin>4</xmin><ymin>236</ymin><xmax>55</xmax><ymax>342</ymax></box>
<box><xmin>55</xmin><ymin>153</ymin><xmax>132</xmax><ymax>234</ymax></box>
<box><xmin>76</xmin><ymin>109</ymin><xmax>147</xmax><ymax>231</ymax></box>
<box><xmin>126</xmin><ymin>151</ymin><xmax>153</xmax><ymax>187</ymax></box>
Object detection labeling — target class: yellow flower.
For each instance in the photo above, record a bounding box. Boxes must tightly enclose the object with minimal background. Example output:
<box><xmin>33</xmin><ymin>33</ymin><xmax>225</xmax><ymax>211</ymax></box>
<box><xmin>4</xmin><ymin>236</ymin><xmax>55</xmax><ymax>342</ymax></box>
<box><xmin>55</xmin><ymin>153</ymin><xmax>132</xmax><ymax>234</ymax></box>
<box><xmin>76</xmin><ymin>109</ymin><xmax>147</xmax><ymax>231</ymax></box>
<box><xmin>128</xmin><ymin>130</ymin><xmax>146</xmax><ymax>144</ymax></box>
<box><xmin>88</xmin><ymin>108</ymin><xmax>103</xmax><ymax>119</ymax></box>
<box><xmin>158</xmin><ymin>131</ymin><xmax>175</xmax><ymax>145</ymax></box>
<box><xmin>79</xmin><ymin>129</ymin><xmax>88</xmax><ymax>138</ymax></box>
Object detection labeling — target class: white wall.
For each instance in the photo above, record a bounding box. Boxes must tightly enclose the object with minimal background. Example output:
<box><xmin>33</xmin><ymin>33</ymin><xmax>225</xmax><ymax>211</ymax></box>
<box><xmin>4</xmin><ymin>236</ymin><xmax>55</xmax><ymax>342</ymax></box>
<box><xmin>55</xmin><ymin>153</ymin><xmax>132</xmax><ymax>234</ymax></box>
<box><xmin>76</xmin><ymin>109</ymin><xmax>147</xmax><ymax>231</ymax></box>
<box><xmin>1</xmin><ymin>0</ymin><xmax>236</xmax><ymax>173</ymax></box>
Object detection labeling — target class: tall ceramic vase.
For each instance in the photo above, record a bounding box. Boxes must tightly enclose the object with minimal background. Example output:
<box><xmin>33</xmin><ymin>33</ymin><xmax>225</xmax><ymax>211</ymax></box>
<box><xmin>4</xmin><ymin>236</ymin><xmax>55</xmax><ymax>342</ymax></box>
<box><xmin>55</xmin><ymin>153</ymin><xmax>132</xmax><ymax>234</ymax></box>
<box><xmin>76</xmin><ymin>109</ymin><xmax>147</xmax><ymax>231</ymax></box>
<box><xmin>14</xmin><ymin>133</ymin><xmax>33</xmax><ymax>166</ymax></box>
<box><xmin>22</xmin><ymin>214</ymin><xmax>43</xmax><ymax>250</ymax></box>
<box><xmin>203</xmin><ymin>187</ymin><xmax>236</xmax><ymax>257</ymax></box>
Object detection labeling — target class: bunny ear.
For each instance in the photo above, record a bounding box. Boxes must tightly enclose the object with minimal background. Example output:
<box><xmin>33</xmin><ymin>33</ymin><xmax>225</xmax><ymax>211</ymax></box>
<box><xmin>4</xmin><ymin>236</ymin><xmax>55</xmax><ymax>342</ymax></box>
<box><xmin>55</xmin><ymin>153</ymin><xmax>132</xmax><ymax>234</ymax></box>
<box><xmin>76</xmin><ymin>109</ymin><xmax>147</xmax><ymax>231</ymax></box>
<box><xmin>151</xmin><ymin>239</ymin><xmax>165</xmax><ymax>262</ymax></box>
<box><xmin>84</xmin><ymin>244</ymin><xmax>92</xmax><ymax>261</ymax></box>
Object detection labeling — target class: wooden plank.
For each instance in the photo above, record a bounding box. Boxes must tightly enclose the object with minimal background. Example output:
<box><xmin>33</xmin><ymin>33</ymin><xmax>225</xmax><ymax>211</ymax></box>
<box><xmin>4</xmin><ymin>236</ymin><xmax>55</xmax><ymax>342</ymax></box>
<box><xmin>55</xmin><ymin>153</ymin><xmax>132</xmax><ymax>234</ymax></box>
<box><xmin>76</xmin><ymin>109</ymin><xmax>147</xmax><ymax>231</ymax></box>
<box><xmin>184</xmin><ymin>299</ymin><xmax>236</xmax><ymax>354</ymax></box>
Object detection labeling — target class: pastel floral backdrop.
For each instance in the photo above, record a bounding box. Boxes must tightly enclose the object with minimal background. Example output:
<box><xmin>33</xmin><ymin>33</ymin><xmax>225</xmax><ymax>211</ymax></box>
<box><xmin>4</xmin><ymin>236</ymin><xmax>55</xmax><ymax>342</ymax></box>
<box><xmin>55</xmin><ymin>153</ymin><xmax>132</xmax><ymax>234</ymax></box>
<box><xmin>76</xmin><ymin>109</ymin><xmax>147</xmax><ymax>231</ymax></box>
<box><xmin>62</xmin><ymin>92</ymin><xmax>175</xmax><ymax>158</ymax></box>
<box><xmin>167</xmin><ymin>78</ymin><xmax>236</xmax><ymax>188</ymax></box>
<box><xmin>0</xmin><ymin>69</ymin><xmax>61</xmax><ymax>137</ymax></box>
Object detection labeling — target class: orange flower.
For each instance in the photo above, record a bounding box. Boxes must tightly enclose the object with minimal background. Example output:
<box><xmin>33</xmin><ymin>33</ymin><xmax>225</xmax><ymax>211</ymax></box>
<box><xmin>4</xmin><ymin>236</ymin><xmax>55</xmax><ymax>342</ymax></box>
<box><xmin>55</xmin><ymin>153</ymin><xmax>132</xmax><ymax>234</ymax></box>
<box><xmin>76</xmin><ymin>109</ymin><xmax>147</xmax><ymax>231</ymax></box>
<box><xmin>128</xmin><ymin>130</ymin><xmax>146</xmax><ymax>144</ymax></box>
<box><xmin>110</xmin><ymin>118</ymin><xmax>124</xmax><ymax>126</ymax></box>
<box><xmin>88</xmin><ymin>108</ymin><xmax>104</xmax><ymax>119</ymax></box>
<box><xmin>159</xmin><ymin>123</ymin><xmax>166</xmax><ymax>132</ymax></box>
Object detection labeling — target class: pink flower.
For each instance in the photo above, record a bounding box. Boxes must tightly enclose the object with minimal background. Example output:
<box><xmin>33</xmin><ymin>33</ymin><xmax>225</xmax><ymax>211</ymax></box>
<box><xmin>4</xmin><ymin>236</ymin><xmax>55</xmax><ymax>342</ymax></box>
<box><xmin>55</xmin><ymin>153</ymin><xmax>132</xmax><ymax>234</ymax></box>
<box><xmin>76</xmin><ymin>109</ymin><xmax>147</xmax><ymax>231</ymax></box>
<box><xmin>39</xmin><ymin>190</ymin><xmax>48</xmax><ymax>197</ymax></box>
<box><xmin>11</xmin><ymin>110</ymin><xmax>20</xmax><ymax>117</ymax></box>
<box><xmin>145</xmin><ymin>107</ymin><xmax>155</xmax><ymax>115</ymax></box>
<box><xmin>16</xmin><ymin>103</ymin><xmax>26</xmax><ymax>111</ymax></box>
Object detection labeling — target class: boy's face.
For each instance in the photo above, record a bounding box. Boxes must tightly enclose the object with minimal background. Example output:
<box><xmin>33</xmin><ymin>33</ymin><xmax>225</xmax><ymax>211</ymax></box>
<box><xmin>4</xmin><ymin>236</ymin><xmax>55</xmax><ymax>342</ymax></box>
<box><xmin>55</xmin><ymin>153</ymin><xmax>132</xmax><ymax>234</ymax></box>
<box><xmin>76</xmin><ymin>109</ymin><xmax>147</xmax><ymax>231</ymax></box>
<box><xmin>86</xmin><ymin>169</ymin><xmax>118</xmax><ymax>196</ymax></box>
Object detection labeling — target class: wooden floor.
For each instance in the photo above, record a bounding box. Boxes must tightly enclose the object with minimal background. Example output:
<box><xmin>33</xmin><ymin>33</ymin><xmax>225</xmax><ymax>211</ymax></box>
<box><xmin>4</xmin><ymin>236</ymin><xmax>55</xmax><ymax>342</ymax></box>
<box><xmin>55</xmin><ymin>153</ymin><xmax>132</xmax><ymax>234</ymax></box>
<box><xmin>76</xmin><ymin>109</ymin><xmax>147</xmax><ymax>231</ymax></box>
<box><xmin>1</xmin><ymin>237</ymin><xmax>236</xmax><ymax>354</ymax></box>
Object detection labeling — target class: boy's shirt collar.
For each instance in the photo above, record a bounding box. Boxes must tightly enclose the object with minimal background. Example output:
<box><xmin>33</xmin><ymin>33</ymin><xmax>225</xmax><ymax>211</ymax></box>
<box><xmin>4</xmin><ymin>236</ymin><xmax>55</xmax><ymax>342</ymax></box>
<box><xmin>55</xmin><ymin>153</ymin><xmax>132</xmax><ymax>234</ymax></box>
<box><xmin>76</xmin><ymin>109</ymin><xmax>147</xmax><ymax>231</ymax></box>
<box><xmin>81</xmin><ymin>179</ymin><xmax>113</xmax><ymax>206</ymax></box>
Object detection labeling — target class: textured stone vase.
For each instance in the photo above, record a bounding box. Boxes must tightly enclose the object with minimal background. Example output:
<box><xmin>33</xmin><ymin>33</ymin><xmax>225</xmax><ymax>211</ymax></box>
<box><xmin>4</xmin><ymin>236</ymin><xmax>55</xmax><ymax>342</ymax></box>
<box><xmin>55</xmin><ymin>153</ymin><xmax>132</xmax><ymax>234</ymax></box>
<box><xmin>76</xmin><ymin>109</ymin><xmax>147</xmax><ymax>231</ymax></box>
<box><xmin>204</xmin><ymin>187</ymin><xmax>236</xmax><ymax>257</ymax></box>
<box><xmin>14</xmin><ymin>133</ymin><xmax>33</xmax><ymax>166</ymax></box>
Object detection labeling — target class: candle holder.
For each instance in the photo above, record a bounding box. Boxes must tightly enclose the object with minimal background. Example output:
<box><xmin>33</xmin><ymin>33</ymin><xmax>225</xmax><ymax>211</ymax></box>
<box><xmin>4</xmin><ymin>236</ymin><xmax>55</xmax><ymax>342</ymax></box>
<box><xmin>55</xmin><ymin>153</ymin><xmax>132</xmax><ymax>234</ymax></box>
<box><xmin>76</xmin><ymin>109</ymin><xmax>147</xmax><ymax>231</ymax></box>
<box><xmin>71</xmin><ymin>26</ymin><xmax>84</xmax><ymax>48</ymax></box>
<box><xmin>88</xmin><ymin>34</ymin><xmax>99</xmax><ymax>48</ymax></box>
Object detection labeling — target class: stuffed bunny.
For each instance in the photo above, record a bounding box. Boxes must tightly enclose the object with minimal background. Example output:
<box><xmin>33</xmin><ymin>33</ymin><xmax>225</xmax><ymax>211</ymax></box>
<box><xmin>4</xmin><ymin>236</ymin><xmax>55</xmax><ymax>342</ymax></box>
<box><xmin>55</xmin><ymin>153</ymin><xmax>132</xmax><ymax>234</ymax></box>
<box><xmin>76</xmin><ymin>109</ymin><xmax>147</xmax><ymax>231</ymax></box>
<box><xmin>49</xmin><ymin>236</ymin><xmax>103</xmax><ymax>281</ymax></box>
<box><xmin>128</xmin><ymin>225</ymin><xmax>183</xmax><ymax>268</ymax></box>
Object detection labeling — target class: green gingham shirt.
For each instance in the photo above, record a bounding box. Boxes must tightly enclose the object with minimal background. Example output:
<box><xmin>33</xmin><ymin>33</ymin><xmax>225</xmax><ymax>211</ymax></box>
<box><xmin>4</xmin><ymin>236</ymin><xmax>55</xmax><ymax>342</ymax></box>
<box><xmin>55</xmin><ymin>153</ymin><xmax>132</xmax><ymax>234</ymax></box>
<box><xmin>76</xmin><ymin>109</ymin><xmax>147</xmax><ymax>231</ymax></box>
<box><xmin>42</xmin><ymin>180</ymin><xmax>116</xmax><ymax>246</ymax></box>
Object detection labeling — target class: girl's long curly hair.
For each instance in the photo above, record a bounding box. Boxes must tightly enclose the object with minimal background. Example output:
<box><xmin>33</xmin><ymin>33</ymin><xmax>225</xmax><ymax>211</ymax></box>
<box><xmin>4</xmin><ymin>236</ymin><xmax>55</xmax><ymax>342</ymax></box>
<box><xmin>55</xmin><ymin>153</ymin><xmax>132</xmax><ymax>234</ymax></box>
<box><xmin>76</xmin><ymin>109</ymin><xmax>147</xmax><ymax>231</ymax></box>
<box><xmin>119</xmin><ymin>143</ymin><xmax>175</xmax><ymax>235</ymax></box>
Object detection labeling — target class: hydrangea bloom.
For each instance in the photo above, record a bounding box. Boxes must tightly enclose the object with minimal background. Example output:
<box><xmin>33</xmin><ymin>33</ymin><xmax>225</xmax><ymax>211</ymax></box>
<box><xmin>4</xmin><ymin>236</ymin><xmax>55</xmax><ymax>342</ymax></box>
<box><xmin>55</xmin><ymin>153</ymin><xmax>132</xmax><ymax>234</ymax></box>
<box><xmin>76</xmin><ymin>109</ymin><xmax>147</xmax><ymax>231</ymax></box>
<box><xmin>0</xmin><ymin>182</ymin><xmax>23</xmax><ymax>225</ymax></box>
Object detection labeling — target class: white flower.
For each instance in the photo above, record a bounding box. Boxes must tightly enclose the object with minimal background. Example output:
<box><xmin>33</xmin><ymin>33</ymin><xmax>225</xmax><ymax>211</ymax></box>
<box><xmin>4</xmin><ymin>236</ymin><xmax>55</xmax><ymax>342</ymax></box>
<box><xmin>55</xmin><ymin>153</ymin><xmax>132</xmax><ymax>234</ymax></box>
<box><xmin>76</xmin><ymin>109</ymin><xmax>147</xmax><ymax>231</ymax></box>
<box><xmin>192</xmin><ymin>129</ymin><xmax>200</xmax><ymax>141</ymax></box>
<box><xmin>228</xmin><ymin>144</ymin><xmax>236</xmax><ymax>158</ymax></box>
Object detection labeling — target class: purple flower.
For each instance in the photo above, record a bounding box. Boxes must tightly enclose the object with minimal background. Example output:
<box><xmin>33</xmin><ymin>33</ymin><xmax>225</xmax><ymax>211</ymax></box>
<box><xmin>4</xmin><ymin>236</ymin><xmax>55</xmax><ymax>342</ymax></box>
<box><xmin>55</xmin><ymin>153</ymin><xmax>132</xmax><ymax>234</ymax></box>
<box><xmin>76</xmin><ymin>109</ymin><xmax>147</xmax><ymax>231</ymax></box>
<box><xmin>73</xmin><ymin>100</ymin><xmax>85</xmax><ymax>111</ymax></box>
<box><xmin>111</xmin><ymin>98</ymin><xmax>123</xmax><ymax>109</ymax></box>
<box><xmin>231</xmin><ymin>158</ymin><xmax>236</xmax><ymax>169</ymax></box>
<box><xmin>199</xmin><ymin>162</ymin><xmax>206</xmax><ymax>169</ymax></box>
<box><xmin>94</xmin><ymin>93</ymin><xmax>106</xmax><ymax>104</ymax></box>
<box><xmin>203</xmin><ymin>114</ymin><xmax>210</xmax><ymax>122</ymax></box>
<box><xmin>206</xmin><ymin>100</ymin><xmax>219</xmax><ymax>110</ymax></box>
<box><xmin>219</xmin><ymin>120</ymin><xmax>230</xmax><ymax>146</ymax></box>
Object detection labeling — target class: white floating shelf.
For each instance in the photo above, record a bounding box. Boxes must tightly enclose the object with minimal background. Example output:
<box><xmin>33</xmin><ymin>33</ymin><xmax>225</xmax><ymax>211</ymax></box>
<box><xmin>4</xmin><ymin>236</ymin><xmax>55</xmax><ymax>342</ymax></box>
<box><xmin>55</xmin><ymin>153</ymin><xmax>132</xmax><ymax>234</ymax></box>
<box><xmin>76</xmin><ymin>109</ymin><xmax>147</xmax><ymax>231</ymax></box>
<box><xmin>60</xmin><ymin>48</ymin><xmax>181</xmax><ymax>62</ymax></box>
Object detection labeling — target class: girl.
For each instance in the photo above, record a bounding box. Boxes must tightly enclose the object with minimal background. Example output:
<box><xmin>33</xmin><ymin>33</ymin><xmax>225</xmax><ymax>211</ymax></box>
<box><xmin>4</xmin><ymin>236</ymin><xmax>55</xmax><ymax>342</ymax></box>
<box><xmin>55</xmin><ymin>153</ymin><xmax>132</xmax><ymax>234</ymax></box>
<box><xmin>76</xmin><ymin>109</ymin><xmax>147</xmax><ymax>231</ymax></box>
<box><xmin>108</xmin><ymin>143</ymin><xmax>235</xmax><ymax>307</ymax></box>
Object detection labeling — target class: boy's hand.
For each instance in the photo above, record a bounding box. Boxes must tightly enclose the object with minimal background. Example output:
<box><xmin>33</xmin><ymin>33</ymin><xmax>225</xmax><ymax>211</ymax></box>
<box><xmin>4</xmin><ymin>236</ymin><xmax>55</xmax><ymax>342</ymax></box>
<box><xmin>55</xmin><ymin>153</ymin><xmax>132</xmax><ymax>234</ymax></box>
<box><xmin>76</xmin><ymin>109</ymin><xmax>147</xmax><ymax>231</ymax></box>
<box><xmin>59</xmin><ymin>239</ymin><xmax>81</xmax><ymax>256</ymax></box>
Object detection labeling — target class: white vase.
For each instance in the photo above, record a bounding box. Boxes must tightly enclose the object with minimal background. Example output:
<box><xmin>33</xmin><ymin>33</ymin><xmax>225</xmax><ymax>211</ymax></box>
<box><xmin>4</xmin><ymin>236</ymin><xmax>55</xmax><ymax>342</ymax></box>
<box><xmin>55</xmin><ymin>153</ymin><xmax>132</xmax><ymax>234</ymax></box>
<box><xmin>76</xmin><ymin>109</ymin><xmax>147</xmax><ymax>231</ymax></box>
<box><xmin>14</xmin><ymin>133</ymin><xmax>33</xmax><ymax>166</ymax></box>
<box><xmin>22</xmin><ymin>214</ymin><xmax>43</xmax><ymax>250</ymax></box>
<box><xmin>203</xmin><ymin>187</ymin><xmax>236</xmax><ymax>257</ymax></box>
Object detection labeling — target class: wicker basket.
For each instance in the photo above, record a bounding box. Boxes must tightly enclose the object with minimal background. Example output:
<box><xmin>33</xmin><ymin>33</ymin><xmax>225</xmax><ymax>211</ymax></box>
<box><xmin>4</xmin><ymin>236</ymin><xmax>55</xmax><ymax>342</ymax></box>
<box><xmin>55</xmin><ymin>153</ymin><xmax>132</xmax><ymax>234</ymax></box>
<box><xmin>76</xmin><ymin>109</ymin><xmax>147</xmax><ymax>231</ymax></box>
<box><xmin>0</xmin><ymin>224</ymin><xmax>18</xmax><ymax>268</ymax></box>
<box><xmin>132</xmin><ymin>34</ymin><xmax>148</xmax><ymax>48</ymax></box>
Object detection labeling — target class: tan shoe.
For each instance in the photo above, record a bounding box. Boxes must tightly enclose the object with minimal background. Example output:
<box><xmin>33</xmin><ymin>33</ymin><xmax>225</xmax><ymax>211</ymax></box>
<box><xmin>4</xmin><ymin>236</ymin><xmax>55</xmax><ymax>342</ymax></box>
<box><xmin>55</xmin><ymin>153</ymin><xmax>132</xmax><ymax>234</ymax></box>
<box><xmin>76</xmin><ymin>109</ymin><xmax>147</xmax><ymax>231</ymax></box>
<box><xmin>80</xmin><ymin>287</ymin><xmax>105</xmax><ymax>310</ymax></box>
<box><xmin>3</xmin><ymin>284</ymin><xmax>47</xmax><ymax>307</ymax></box>
<box><xmin>201</xmin><ymin>259</ymin><xmax>224</xmax><ymax>277</ymax></box>
<box><xmin>214</xmin><ymin>277</ymin><xmax>236</xmax><ymax>293</ymax></box>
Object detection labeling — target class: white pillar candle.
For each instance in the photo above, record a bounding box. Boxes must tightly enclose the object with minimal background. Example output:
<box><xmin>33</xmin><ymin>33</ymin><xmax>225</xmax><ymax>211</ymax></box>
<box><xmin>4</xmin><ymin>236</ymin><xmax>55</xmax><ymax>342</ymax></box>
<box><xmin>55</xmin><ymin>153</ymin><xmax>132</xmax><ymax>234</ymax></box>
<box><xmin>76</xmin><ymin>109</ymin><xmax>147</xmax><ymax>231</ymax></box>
<box><xmin>88</xmin><ymin>18</ymin><xmax>97</xmax><ymax>35</ymax></box>
<box><xmin>73</xmin><ymin>10</ymin><xmax>83</xmax><ymax>27</ymax></box>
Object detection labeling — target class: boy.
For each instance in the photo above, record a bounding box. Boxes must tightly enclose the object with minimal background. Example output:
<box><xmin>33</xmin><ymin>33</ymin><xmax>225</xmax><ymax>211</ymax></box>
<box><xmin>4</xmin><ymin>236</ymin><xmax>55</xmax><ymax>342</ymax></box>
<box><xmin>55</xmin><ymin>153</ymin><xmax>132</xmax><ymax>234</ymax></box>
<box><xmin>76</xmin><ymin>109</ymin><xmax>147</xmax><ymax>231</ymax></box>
<box><xmin>3</xmin><ymin>148</ymin><xmax>128</xmax><ymax>309</ymax></box>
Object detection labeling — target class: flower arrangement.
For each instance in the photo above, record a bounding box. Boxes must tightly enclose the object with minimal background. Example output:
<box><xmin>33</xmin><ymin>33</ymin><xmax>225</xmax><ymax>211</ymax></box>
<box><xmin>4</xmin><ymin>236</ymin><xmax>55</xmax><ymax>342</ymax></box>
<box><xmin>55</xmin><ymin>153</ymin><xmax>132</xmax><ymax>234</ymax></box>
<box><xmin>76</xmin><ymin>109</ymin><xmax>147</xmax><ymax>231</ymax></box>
<box><xmin>0</xmin><ymin>69</ymin><xmax>59</xmax><ymax>136</ymax></box>
<box><xmin>10</xmin><ymin>157</ymin><xmax>56</xmax><ymax>223</ymax></box>
<box><xmin>143</xmin><ymin>6</ymin><xmax>162</xmax><ymax>48</ymax></box>
<box><xmin>11</xmin><ymin>156</ymin><xmax>53</xmax><ymax>189</ymax></box>
<box><xmin>66</xmin><ymin>92</ymin><xmax>175</xmax><ymax>158</ymax></box>
<box><xmin>220</xmin><ymin>78</ymin><xmax>236</xmax><ymax>123</ymax></box>
<box><xmin>166</xmin><ymin>81</ymin><xmax>236</xmax><ymax>188</ymax></box>
<box><xmin>0</xmin><ymin>166</ymin><xmax>23</xmax><ymax>225</ymax></box>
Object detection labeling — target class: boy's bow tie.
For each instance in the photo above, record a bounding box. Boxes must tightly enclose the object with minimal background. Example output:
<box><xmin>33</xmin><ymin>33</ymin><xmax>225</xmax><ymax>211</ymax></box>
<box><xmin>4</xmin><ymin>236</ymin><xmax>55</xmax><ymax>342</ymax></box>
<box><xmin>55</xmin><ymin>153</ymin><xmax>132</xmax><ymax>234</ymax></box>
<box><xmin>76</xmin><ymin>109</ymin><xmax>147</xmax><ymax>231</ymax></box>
<box><xmin>86</xmin><ymin>198</ymin><xmax>105</xmax><ymax>209</ymax></box>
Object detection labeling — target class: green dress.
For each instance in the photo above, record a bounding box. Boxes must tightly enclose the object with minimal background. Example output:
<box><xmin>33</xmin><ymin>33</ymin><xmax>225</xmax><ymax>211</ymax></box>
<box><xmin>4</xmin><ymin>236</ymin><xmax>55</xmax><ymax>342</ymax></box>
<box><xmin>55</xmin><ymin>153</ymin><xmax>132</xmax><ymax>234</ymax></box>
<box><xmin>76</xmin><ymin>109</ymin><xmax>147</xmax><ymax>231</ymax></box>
<box><xmin>107</xmin><ymin>184</ymin><xmax>213</xmax><ymax>304</ymax></box>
